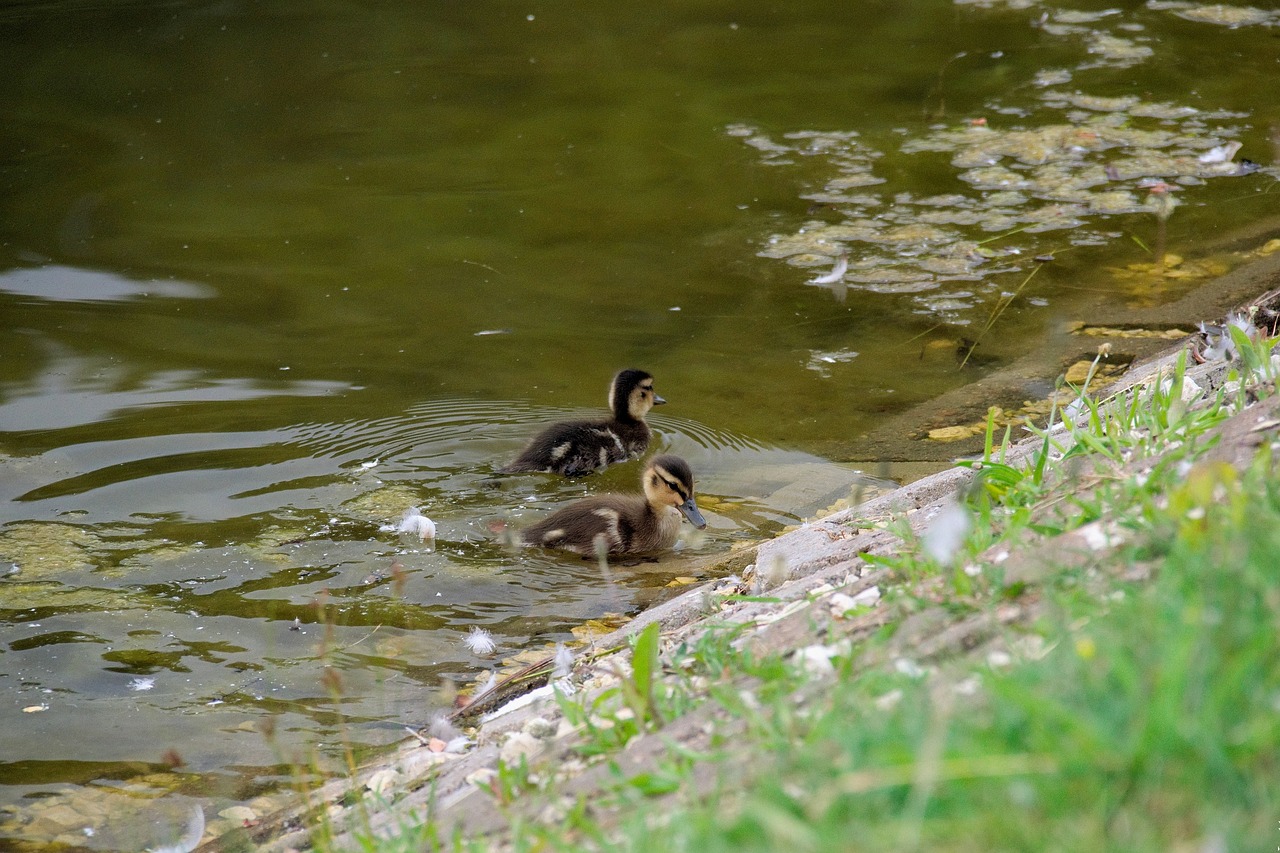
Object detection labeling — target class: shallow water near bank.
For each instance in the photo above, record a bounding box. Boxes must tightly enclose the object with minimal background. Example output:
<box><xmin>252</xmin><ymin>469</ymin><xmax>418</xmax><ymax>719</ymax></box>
<box><xmin>2</xmin><ymin>0</ymin><xmax>1279</xmax><ymax>845</ymax></box>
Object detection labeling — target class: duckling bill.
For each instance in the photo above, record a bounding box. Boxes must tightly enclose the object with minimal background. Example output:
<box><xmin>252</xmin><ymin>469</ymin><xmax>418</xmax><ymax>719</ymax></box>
<box><xmin>522</xmin><ymin>455</ymin><xmax>707</xmax><ymax>556</ymax></box>
<box><xmin>502</xmin><ymin>369</ymin><xmax>664</xmax><ymax>477</ymax></box>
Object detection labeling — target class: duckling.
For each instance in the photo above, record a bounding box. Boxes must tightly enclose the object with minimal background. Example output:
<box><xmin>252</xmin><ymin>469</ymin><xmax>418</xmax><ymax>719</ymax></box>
<box><xmin>501</xmin><ymin>369</ymin><xmax>665</xmax><ymax>477</ymax></box>
<box><xmin>522</xmin><ymin>454</ymin><xmax>707</xmax><ymax>556</ymax></box>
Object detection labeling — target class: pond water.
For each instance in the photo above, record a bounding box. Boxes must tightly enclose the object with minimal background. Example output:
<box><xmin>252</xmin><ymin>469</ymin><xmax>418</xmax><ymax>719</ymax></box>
<box><xmin>2</xmin><ymin>0</ymin><xmax>1279</xmax><ymax>846</ymax></box>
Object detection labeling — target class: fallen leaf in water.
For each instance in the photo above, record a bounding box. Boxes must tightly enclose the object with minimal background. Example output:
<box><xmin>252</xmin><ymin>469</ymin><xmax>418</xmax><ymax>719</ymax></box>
<box><xmin>499</xmin><ymin>648</ymin><xmax>550</xmax><ymax>669</ymax></box>
<box><xmin>928</xmin><ymin>426</ymin><xmax>977</xmax><ymax>442</ymax></box>
<box><xmin>1072</xmin><ymin>324</ymin><xmax>1191</xmax><ymax>339</ymax></box>
<box><xmin>1065</xmin><ymin>358</ymin><xmax>1129</xmax><ymax>385</ymax></box>
<box><xmin>570</xmin><ymin>614</ymin><xmax>631</xmax><ymax>640</ymax></box>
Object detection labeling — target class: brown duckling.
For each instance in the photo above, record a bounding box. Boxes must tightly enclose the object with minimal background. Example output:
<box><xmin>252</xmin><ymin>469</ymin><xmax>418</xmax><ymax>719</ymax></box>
<box><xmin>502</xmin><ymin>369</ymin><xmax>665</xmax><ymax>477</ymax></box>
<box><xmin>522</xmin><ymin>455</ymin><xmax>707</xmax><ymax>556</ymax></box>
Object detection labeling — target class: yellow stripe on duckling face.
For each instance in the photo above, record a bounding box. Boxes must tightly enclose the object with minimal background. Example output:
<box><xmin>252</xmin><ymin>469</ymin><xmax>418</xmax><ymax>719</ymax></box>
<box><xmin>650</xmin><ymin>464</ymin><xmax>687</xmax><ymax>502</ymax></box>
<box><xmin>650</xmin><ymin>458</ymin><xmax>707</xmax><ymax>529</ymax></box>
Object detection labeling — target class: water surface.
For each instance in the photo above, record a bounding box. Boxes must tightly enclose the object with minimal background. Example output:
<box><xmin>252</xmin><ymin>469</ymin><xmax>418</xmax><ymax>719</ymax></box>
<box><xmin>2</xmin><ymin>0</ymin><xmax>1279</xmax><ymax>846</ymax></box>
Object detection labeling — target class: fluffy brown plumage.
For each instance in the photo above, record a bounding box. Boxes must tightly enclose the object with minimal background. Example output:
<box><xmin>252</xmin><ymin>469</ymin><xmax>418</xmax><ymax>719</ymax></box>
<box><xmin>522</xmin><ymin>455</ymin><xmax>707</xmax><ymax>556</ymax></box>
<box><xmin>501</xmin><ymin>369</ymin><xmax>664</xmax><ymax>477</ymax></box>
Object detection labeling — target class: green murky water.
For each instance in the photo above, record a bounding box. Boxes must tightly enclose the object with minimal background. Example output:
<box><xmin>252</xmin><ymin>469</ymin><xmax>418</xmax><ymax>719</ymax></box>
<box><xmin>2</xmin><ymin>0</ymin><xmax>1279</xmax><ymax>845</ymax></box>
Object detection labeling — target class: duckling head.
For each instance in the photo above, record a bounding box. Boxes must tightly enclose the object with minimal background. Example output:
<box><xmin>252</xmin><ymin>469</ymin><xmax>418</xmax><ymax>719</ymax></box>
<box><xmin>610</xmin><ymin>369</ymin><xmax>666</xmax><ymax>422</ymax></box>
<box><xmin>644</xmin><ymin>454</ymin><xmax>707</xmax><ymax>529</ymax></box>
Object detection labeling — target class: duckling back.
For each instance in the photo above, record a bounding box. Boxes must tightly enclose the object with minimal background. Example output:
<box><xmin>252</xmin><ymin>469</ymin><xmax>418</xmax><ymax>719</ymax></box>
<box><xmin>521</xmin><ymin>492</ymin><xmax>680</xmax><ymax>556</ymax></box>
<box><xmin>521</xmin><ymin>454</ymin><xmax>706</xmax><ymax>556</ymax></box>
<box><xmin>501</xmin><ymin>369</ymin><xmax>664</xmax><ymax>477</ymax></box>
<box><xmin>501</xmin><ymin>419</ymin><xmax>651</xmax><ymax>476</ymax></box>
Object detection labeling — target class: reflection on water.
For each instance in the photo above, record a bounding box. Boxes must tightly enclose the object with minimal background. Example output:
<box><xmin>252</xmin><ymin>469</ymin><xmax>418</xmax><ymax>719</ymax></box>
<box><xmin>2</xmin><ymin>0</ymin><xmax>1279</xmax><ymax>843</ymax></box>
<box><xmin>0</xmin><ymin>265</ymin><xmax>216</xmax><ymax>302</ymax></box>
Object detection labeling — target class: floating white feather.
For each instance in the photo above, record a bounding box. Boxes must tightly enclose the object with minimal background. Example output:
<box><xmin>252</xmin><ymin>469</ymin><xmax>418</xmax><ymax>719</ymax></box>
<box><xmin>809</xmin><ymin>254</ymin><xmax>849</xmax><ymax>285</ymax></box>
<box><xmin>463</xmin><ymin>626</ymin><xmax>497</xmax><ymax>656</ymax></box>
<box><xmin>395</xmin><ymin>507</ymin><xmax>436</xmax><ymax>540</ymax></box>
<box><xmin>1197</xmin><ymin>141</ymin><xmax>1242</xmax><ymax>164</ymax></box>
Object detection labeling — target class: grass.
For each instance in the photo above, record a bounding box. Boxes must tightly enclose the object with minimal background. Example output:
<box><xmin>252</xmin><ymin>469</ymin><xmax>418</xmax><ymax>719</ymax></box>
<box><xmin>648</xmin><ymin>461</ymin><xmax>1277</xmax><ymax>852</ymax></box>
<box><xmin>320</xmin><ymin>339</ymin><xmax>1280</xmax><ymax>853</ymax></box>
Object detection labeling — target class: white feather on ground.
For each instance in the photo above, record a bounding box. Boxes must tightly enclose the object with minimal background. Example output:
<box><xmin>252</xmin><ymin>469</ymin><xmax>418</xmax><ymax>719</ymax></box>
<box><xmin>552</xmin><ymin>643</ymin><xmax>574</xmax><ymax>679</ymax></box>
<box><xmin>921</xmin><ymin>499</ymin><xmax>973</xmax><ymax>566</ymax></box>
